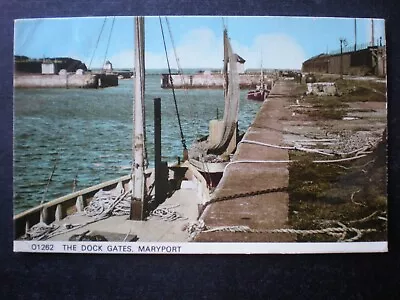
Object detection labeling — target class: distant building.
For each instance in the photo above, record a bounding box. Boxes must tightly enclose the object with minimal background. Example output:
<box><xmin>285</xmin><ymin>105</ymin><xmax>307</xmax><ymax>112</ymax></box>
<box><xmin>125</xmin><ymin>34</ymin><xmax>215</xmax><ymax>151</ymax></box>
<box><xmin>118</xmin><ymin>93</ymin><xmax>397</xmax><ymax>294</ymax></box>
<box><xmin>41</xmin><ymin>60</ymin><xmax>56</xmax><ymax>74</ymax></box>
<box><xmin>103</xmin><ymin>60</ymin><xmax>113</xmax><ymax>72</ymax></box>
<box><xmin>302</xmin><ymin>46</ymin><xmax>386</xmax><ymax>77</ymax></box>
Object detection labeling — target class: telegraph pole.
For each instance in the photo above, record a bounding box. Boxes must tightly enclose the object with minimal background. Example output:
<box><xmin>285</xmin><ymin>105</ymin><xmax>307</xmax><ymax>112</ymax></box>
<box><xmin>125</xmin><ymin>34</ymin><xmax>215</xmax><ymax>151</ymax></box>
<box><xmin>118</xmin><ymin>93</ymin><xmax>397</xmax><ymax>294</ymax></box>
<box><xmin>354</xmin><ymin>18</ymin><xmax>357</xmax><ymax>51</ymax></box>
<box><xmin>371</xmin><ymin>19</ymin><xmax>375</xmax><ymax>46</ymax></box>
<box><xmin>339</xmin><ymin>38</ymin><xmax>347</xmax><ymax>79</ymax></box>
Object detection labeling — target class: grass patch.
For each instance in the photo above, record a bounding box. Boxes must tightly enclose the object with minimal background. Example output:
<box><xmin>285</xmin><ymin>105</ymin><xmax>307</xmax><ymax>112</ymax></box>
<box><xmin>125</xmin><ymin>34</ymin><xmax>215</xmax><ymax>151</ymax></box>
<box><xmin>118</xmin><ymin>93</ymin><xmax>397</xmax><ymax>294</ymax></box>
<box><xmin>288</xmin><ymin>139</ymin><xmax>387</xmax><ymax>242</ymax></box>
<box><xmin>300</xmin><ymin>108</ymin><xmax>348</xmax><ymax>120</ymax></box>
<box><xmin>295</xmin><ymin>78</ymin><xmax>386</xmax><ymax>120</ymax></box>
<box><xmin>296</xmin><ymin>95</ymin><xmax>348</xmax><ymax>120</ymax></box>
<box><xmin>335</xmin><ymin>79</ymin><xmax>386</xmax><ymax>102</ymax></box>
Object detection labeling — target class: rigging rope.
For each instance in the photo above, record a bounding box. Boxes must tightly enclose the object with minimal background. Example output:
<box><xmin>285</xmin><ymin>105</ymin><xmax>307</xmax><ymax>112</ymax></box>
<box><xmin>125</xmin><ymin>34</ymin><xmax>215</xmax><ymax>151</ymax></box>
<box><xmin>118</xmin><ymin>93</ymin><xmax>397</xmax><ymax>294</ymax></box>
<box><xmin>102</xmin><ymin>16</ymin><xmax>116</xmax><ymax>69</ymax></box>
<box><xmin>165</xmin><ymin>18</ymin><xmax>185</xmax><ymax>86</ymax></box>
<box><xmin>159</xmin><ymin>17</ymin><xmax>187</xmax><ymax>151</ymax></box>
<box><xmin>88</xmin><ymin>17</ymin><xmax>107</xmax><ymax>70</ymax></box>
<box><xmin>41</xmin><ymin>152</ymin><xmax>59</xmax><ymax>204</ymax></box>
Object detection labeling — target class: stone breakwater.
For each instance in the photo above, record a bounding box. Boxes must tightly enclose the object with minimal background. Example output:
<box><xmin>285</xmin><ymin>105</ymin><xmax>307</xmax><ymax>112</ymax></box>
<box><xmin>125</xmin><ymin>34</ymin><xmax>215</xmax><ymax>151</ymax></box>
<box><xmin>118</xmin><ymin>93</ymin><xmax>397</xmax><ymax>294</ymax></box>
<box><xmin>161</xmin><ymin>73</ymin><xmax>275</xmax><ymax>89</ymax></box>
<box><xmin>14</xmin><ymin>73</ymin><xmax>118</xmax><ymax>89</ymax></box>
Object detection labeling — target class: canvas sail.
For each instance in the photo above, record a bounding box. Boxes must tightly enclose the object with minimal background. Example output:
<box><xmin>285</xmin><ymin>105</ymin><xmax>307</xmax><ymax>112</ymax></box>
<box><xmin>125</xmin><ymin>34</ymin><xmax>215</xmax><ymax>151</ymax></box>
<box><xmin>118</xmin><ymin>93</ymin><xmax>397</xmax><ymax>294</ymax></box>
<box><xmin>206</xmin><ymin>31</ymin><xmax>240</xmax><ymax>155</ymax></box>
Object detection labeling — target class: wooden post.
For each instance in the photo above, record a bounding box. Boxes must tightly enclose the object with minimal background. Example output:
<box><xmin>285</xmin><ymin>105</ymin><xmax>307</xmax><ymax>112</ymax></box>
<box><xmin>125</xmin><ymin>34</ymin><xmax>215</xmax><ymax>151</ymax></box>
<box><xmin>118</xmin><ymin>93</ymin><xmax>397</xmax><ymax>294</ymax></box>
<box><xmin>154</xmin><ymin>97</ymin><xmax>163</xmax><ymax>204</ymax></box>
<box><xmin>25</xmin><ymin>220</ymin><xmax>30</xmax><ymax>235</ymax></box>
<box><xmin>55</xmin><ymin>204</ymin><xmax>63</xmax><ymax>221</ymax></box>
<box><xmin>40</xmin><ymin>207</ymin><xmax>48</xmax><ymax>224</ymax></box>
<box><xmin>76</xmin><ymin>195</ymin><xmax>84</xmax><ymax>213</ymax></box>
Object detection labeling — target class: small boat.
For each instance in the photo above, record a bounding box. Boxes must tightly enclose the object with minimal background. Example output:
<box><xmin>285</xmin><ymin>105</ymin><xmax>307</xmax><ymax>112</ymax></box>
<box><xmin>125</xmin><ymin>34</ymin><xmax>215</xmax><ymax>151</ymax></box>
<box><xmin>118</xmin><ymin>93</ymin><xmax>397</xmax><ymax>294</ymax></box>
<box><xmin>247</xmin><ymin>58</ymin><xmax>271</xmax><ymax>101</ymax></box>
<box><xmin>14</xmin><ymin>17</ymin><xmax>211</xmax><ymax>243</ymax></box>
<box><xmin>247</xmin><ymin>84</ymin><xmax>269</xmax><ymax>101</ymax></box>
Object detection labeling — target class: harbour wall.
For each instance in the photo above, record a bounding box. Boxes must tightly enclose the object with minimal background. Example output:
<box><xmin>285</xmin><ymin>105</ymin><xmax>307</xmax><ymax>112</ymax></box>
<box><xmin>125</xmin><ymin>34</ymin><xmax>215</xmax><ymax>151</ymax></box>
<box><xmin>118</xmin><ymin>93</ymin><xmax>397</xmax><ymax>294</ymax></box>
<box><xmin>14</xmin><ymin>73</ymin><xmax>118</xmax><ymax>89</ymax></box>
<box><xmin>195</xmin><ymin>80</ymin><xmax>296</xmax><ymax>242</ymax></box>
<box><xmin>161</xmin><ymin>73</ymin><xmax>274</xmax><ymax>89</ymax></box>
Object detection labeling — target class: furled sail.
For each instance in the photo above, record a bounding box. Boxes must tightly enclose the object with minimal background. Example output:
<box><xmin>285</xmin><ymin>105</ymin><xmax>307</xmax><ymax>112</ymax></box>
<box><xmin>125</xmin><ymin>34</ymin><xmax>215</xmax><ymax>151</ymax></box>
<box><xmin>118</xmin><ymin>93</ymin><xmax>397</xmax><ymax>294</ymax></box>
<box><xmin>206</xmin><ymin>30</ymin><xmax>240</xmax><ymax>155</ymax></box>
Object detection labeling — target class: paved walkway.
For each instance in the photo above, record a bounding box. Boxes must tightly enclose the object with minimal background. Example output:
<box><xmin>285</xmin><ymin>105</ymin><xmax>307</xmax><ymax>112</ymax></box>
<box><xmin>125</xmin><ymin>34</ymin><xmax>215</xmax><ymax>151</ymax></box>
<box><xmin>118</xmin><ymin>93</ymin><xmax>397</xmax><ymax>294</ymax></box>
<box><xmin>195</xmin><ymin>80</ymin><xmax>298</xmax><ymax>242</ymax></box>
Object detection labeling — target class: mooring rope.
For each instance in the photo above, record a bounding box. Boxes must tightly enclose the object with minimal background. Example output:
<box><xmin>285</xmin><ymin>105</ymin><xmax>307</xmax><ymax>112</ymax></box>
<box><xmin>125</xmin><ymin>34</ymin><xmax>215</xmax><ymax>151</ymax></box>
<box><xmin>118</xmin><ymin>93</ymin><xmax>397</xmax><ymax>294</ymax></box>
<box><xmin>187</xmin><ymin>219</ymin><xmax>377</xmax><ymax>242</ymax></box>
<box><xmin>239</xmin><ymin>139</ymin><xmax>372</xmax><ymax>157</ymax></box>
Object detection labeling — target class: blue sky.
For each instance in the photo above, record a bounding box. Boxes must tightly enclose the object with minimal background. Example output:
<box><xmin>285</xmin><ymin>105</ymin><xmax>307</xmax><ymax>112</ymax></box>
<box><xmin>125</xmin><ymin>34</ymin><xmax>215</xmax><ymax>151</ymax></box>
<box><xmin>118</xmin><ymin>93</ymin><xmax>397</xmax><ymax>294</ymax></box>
<box><xmin>14</xmin><ymin>16</ymin><xmax>385</xmax><ymax>70</ymax></box>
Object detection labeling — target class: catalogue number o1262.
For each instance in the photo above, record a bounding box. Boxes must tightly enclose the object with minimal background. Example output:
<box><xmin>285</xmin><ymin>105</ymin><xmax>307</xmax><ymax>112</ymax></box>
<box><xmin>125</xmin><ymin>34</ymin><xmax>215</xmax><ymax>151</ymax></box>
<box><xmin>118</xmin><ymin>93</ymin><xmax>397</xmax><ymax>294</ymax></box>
<box><xmin>31</xmin><ymin>244</ymin><xmax>54</xmax><ymax>251</ymax></box>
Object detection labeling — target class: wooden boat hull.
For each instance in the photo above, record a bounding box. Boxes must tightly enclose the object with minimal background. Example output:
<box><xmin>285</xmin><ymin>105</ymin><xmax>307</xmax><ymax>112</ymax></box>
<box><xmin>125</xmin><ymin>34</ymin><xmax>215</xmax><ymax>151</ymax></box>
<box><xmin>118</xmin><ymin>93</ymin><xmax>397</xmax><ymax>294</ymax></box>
<box><xmin>14</xmin><ymin>175</ymin><xmax>132</xmax><ymax>239</ymax></box>
<box><xmin>189</xmin><ymin>158</ymin><xmax>227</xmax><ymax>174</ymax></box>
<box><xmin>189</xmin><ymin>158</ymin><xmax>226</xmax><ymax>187</ymax></box>
<box><xmin>247</xmin><ymin>89</ymin><xmax>268</xmax><ymax>101</ymax></box>
<box><xmin>14</xmin><ymin>163</ymin><xmax>211</xmax><ymax>241</ymax></box>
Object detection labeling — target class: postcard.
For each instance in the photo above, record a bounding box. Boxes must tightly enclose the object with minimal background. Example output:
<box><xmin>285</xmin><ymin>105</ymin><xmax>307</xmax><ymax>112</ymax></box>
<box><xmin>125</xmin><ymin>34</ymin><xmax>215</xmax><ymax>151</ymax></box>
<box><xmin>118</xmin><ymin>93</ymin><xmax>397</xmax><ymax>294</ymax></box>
<box><xmin>13</xmin><ymin>16</ymin><xmax>387</xmax><ymax>254</ymax></box>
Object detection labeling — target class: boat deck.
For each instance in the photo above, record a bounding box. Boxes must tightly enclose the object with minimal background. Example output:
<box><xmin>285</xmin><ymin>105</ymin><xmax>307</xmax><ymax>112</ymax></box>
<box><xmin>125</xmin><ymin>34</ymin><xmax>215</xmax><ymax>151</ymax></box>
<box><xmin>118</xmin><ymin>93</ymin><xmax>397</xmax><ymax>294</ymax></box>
<box><xmin>47</xmin><ymin>187</ymin><xmax>202</xmax><ymax>242</ymax></box>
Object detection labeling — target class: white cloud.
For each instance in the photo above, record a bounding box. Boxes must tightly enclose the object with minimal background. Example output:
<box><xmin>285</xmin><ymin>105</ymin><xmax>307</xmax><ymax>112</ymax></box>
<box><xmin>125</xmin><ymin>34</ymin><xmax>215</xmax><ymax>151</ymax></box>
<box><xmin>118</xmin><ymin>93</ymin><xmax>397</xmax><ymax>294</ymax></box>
<box><xmin>102</xmin><ymin>28</ymin><xmax>306</xmax><ymax>70</ymax></box>
<box><xmin>231</xmin><ymin>33</ymin><xmax>306</xmax><ymax>70</ymax></box>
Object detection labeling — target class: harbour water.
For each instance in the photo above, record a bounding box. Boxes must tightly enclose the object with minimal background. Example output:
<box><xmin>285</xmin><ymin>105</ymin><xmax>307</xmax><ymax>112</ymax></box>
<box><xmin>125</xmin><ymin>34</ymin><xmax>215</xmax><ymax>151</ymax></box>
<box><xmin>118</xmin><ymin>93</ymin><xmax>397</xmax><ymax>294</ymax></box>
<box><xmin>13</xmin><ymin>73</ymin><xmax>261</xmax><ymax>214</ymax></box>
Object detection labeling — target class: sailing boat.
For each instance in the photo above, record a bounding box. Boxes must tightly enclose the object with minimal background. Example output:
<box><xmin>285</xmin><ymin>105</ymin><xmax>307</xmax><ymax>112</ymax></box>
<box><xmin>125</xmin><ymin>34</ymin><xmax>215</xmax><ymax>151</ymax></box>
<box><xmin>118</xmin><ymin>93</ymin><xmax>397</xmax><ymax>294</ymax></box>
<box><xmin>188</xmin><ymin>27</ymin><xmax>241</xmax><ymax>187</ymax></box>
<box><xmin>13</xmin><ymin>17</ymin><xmax>210</xmax><ymax>242</ymax></box>
<box><xmin>247</xmin><ymin>57</ymin><xmax>270</xmax><ymax>101</ymax></box>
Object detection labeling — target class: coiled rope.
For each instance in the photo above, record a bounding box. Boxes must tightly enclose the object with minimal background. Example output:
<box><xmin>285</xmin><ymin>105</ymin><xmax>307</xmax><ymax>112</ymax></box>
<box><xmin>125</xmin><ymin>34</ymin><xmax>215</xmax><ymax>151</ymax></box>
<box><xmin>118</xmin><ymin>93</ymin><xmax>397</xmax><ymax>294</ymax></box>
<box><xmin>25</xmin><ymin>185</ymin><xmax>132</xmax><ymax>240</ymax></box>
<box><xmin>150</xmin><ymin>204</ymin><xmax>188</xmax><ymax>222</ymax></box>
<box><xmin>25</xmin><ymin>222</ymin><xmax>60</xmax><ymax>240</ymax></box>
<box><xmin>83</xmin><ymin>187</ymin><xmax>131</xmax><ymax>218</ymax></box>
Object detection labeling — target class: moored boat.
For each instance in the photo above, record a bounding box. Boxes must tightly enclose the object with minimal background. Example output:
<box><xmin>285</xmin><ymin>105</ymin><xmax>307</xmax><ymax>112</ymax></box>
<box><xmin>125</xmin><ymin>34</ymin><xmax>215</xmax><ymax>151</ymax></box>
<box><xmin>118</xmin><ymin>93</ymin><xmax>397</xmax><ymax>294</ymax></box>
<box><xmin>247</xmin><ymin>59</ymin><xmax>272</xmax><ymax>101</ymax></box>
<box><xmin>247</xmin><ymin>85</ymin><xmax>269</xmax><ymax>101</ymax></box>
<box><xmin>188</xmin><ymin>26</ymin><xmax>241</xmax><ymax>187</ymax></box>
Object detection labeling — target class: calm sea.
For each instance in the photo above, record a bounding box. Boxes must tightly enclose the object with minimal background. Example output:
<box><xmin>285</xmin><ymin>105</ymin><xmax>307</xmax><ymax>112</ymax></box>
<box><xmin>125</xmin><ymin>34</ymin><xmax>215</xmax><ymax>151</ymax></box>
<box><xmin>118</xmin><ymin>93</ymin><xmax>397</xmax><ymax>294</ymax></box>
<box><xmin>13</xmin><ymin>74</ymin><xmax>261</xmax><ymax>214</ymax></box>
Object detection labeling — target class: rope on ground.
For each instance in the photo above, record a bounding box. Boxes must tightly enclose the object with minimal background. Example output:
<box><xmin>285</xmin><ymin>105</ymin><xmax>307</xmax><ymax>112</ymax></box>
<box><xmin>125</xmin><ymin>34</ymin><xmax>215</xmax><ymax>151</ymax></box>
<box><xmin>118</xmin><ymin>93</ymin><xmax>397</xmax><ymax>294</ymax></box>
<box><xmin>150</xmin><ymin>204</ymin><xmax>188</xmax><ymax>222</ymax></box>
<box><xmin>187</xmin><ymin>219</ymin><xmax>376</xmax><ymax>242</ymax></box>
<box><xmin>240</xmin><ymin>139</ymin><xmax>372</xmax><ymax>157</ymax></box>
<box><xmin>224</xmin><ymin>154</ymin><xmax>368</xmax><ymax>172</ymax></box>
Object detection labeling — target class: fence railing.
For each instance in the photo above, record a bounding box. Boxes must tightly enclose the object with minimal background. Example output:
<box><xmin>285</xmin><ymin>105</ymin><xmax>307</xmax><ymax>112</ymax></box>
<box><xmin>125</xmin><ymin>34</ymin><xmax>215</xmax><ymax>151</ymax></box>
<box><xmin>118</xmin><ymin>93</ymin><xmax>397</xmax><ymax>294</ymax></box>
<box><xmin>328</xmin><ymin>42</ymin><xmax>385</xmax><ymax>56</ymax></box>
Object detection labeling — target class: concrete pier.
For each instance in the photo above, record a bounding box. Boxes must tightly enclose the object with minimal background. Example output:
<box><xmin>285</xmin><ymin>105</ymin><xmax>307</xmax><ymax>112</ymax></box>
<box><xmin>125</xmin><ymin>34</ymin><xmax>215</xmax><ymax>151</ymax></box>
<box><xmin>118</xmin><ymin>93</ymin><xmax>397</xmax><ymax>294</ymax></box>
<box><xmin>161</xmin><ymin>73</ymin><xmax>274</xmax><ymax>89</ymax></box>
<box><xmin>14</xmin><ymin>73</ymin><xmax>118</xmax><ymax>89</ymax></box>
<box><xmin>195</xmin><ymin>80</ymin><xmax>297</xmax><ymax>242</ymax></box>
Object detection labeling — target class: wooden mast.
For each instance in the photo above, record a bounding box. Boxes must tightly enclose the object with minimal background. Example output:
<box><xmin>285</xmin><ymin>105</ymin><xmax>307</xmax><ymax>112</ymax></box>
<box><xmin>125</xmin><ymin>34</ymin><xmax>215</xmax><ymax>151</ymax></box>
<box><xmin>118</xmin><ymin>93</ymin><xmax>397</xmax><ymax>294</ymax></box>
<box><xmin>260</xmin><ymin>53</ymin><xmax>264</xmax><ymax>89</ymax></box>
<box><xmin>130</xmin><ymin>16</ymin><xmax>146</xmax><ymax>220</ymax></box>
<box><xmin>223</xmin><ymin>28</ymin><xmax>229</xmax><ymax>99</ymax></box>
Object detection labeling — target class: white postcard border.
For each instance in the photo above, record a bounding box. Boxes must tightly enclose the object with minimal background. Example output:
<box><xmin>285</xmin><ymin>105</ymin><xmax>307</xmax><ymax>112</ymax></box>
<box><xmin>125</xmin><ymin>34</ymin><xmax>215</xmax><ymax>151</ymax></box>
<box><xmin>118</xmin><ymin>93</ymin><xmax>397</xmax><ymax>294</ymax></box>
<box><xmin>14</xmin><ymin>241</ymin><xmax>388</xmax><ymax>254</ymax></box>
